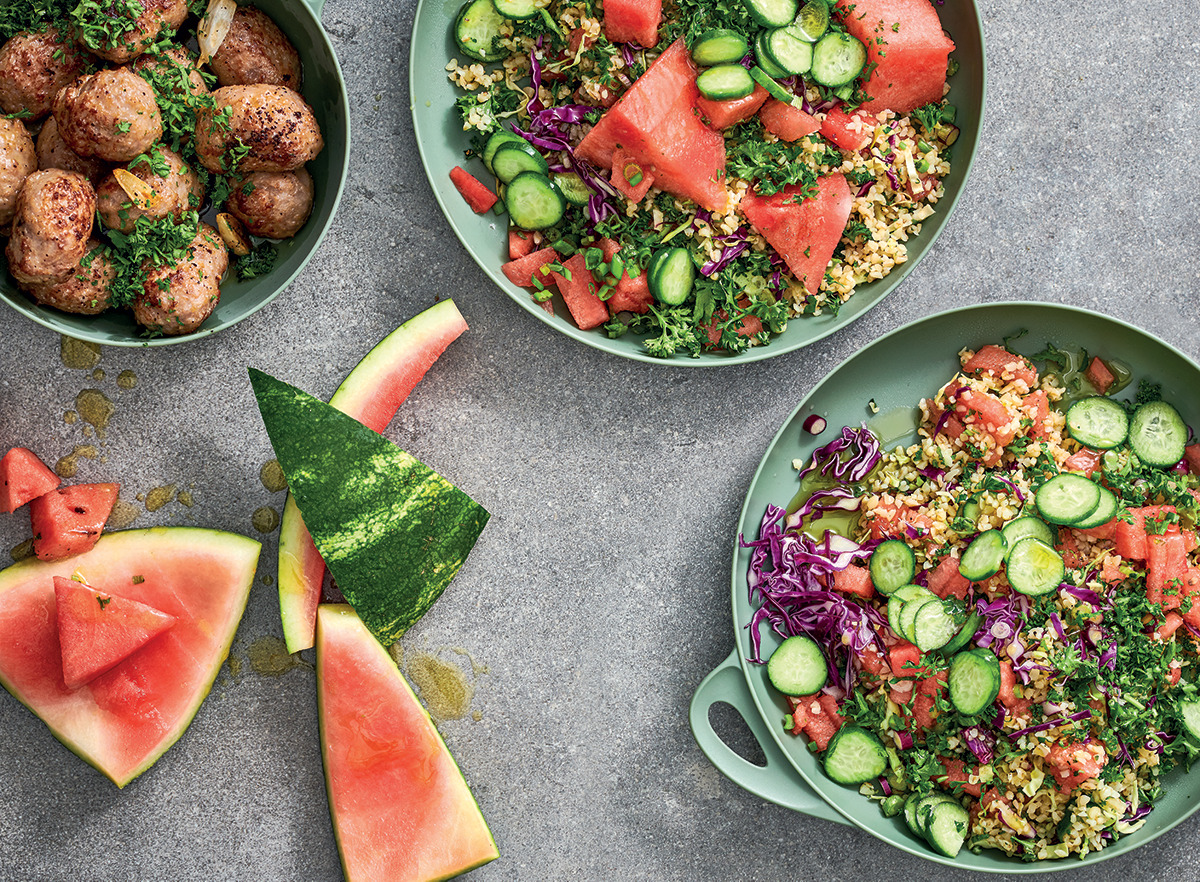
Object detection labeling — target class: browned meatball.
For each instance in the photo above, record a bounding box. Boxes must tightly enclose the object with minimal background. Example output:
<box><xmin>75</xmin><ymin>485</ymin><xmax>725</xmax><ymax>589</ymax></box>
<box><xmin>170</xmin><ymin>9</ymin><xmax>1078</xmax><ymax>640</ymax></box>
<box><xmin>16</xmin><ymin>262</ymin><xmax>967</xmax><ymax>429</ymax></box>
<box><xmin>0</xmin><ymin>27</ymin><xmax>87</xmax><ymax>121</ymax></box>
<box><xmin>54</xmin><ymin>67</ymin><xmax>164</xmax><ymax>163</ymax></box>
<box><xmin>210</xmin><ymin>7</ymin><xmax>301</xmax><ymax>89</ymax></box>
<box><xmin>36</xmin><ymin>116</ymin><xmax>110</xmax><ymax>188</ymax></box>
<box><xmin>25</xmin><ymin>241</ymin><xmax>114</xmax><ymax>315</ymax></box>
<box><xmin>0</xmin><ymin>117</ymin><xmax>37</xmax><ymax>228</ymax></box>
<box><xmin>5</xmin><ymin>169</ymin><xmax>95</xmax><ymax>287</ymax></box>
<box><xmin>195</xmin><ymin>85</ymin><xmax>322</xmax><ymax>173</ymax></box>
<box><xmin>76</xmin><ymin>0</ymin><xmax>189</xmax><ymax>65</ymax></box>
<box><xmin>131</xmin><ymin>46</ymin><xmax>210</xmax><ymax>101</ymax></box>
<box><xmin>225</xmin><ymin>169</ymin><xmax>313</xmax><ymax>240</ymax></box>
<box><xmin>96</xmin><ymin>146</ymin><xmax>203</xmax><ymax>234</ymax></box>
<box><xmin>133</xmin><ymin>223</ymin><xmax>228</xmax><ymax>335</ymax></box>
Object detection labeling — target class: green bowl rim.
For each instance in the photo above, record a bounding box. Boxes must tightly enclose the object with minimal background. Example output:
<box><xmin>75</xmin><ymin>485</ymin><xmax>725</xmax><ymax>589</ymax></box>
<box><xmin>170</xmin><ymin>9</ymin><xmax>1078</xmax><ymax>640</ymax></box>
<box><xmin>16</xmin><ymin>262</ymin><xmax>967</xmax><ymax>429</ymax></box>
<box><xmin>728</xmin><ymin>300</ymin><xmax>1200</xmax><ymax>871</ymax></box>
<box><xmin>410</xmin><ymin>0</ymin><xmax>987</xmax><ymax>367</ymax></box>
<box><xmin>0</xmin><ymin>0</ymin><xmax>352</xmax><ymax>348</ymax></box>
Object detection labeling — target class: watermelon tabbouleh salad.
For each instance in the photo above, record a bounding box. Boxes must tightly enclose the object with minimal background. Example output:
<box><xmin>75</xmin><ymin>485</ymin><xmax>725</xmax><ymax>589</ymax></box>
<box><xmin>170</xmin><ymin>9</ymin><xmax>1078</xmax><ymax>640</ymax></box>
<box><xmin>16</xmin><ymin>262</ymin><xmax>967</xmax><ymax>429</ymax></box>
<box><xmin>445</xmin><ymin>0</ymin><xmax>960</xmax><ymax>357</ymax></box>
<box><xmin>744</xmin><ymin>341</ymin><xmax>1200</xmax><ymax>860</ymax></box>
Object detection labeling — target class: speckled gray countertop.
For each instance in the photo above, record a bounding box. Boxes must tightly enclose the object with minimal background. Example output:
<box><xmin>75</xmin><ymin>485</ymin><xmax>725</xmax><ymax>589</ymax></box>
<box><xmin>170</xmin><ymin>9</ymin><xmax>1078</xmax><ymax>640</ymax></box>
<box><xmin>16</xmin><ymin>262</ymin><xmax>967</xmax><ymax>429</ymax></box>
<box><xmin>1</xmin><ymin>0</ymin><xmax>1198</xmax><ymax>880</ymax></box>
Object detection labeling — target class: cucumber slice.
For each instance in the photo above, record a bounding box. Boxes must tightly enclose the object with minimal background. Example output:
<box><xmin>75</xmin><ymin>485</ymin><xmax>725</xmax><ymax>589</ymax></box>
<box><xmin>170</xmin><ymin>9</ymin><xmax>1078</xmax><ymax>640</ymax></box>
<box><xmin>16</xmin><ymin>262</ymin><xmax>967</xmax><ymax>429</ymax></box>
<box><xmin>809</xmin><ymin>31</ymin><xmax>867</xmax><ymax>87</ymax></box>
<box><xmin>1000</xmin><ymin>516</ymin><xmax>1054</xmax><ymax>552</ymax></box>
<box><xmin>503</xmin><ymin>172</ymin><xmax>565</xmax><ymax>230</ymax></box>
<box><xmin>492</xmin><ymin>0</ymin><xmax>539</xmax><ymax>20</ymax></box>
<box><xmin>1129</xmin><ymin>400</ymin><xmax>1188</xmax><ymax>468</ymax></box>
<box><xmin>648</xmin><ymin>247</ymin><xmax>695</xmax><ymax>305</ymax></box>
<box><xmin>916</xmin><ymin>793</ymin><xmax>957</xmax><ymax>838</ymax></box>
<box><xmin>754</xmin><ymin>32</ymin><xmax>790</xmax><ymax>79</ymax></box>
<box><xmin>1072</xmin><ymin>485</ymin><xmax>1118</xmax><ymax>530</ymax></box>
<box><xmin>766</xmin><ymin>634</ymin><xmax>828</xmax><ymax>696</ymax></box>
<box><xmin>940</xmin><ymin>610</ymin><xmax>981</xmax><ymax>655</ymax></box>
<box><xmin>1065</xmin><ymin>396</ymin><xmax>1129</xmax><ymax>450</ymax></box>
<box><xmin>482</xmin><ymin>130</ymin><xmax>530</xmax><ymax>173</ymax></box>
<box><xmin>887</xmin><ymin>593</ymin><xmax>906</xmax><ymax>638</ymax></box>
<box><xmin>1005</xmin><ymin>537</ymin><xmax>1064</xmax><ymax>596</ymax></box>
<box><xmin>454</xmin><ymin>0</ymin><xmax>507</xmax><ymax>62</ymax></box>
<box><xmin>948</xmin><ymin>648</ymin><xmax>1001</xmax><ymax>715</ymax></box>
<box><xmin>691</xmin><ymin>29</ymin><xmax>749</xmax><ymax>66</ymax></box>
<box><xmin>926</xmin><ymin>801</ymin><xmax>971</xmax><ymax>858</ymax></box>
<box><xmin>869</xmin><ymin>540</ymin><xmax>915</xmax><ymax>596</ymax></box>
<box><xmin>793</xmin><ymin>0</ymin><xmax>830</xmax><ymax>41</ymax></box>
<box><xmin>913</xmin><ymin>600</ymin><xmax>961</xmax><ymax>652</ymax></box>
<box><xmin>695</xmin><ymin>64</ymin><xmax>756</xmax><ymax>101</ymax></box>
<box><xmin>822</xmin><ymin>724</ymin><xmax>887</xmax><ymax>784</ymax></box>
<box><xmin>551</xmin><ymin>171</ymin><xmax>591</xmax><ymax>206</ymax></box>
<box><xmin>742</xmin><ymin>0</ymin><xmax>799</xmax><ymax>28</ymax></box>
<box><xmin>899</xmin><ymin>597</ymin><xmax>937</xmax><ymax>644</ymax></box>
<box><xmin>1034</xmin><ymin>473</ymin><xmax>1101</xmax><ymax>525</ymax></box>
<box><xmin>958</xmin><ymin>529</ymin><xmax>1007</xmax><ymax>581</ymax></box>
<box><xmin>904</xmin><ymin>793</ymin><xmax>924</xmax><ymax>836</ymax></box>
<box><xmin>762</xmin><ymin>26</ymin><xmax>814</xmax><ymax>76</ymax></box>
<box><xmin>748</xmin><ymin>65</ymin><xmax>796</xmax><ymax>105</ymax></box>
<box><xmin>491</xmin><ymin>144</ymin><xmax>549</xmax><ymax>183</ymax></box>
<box><xmin>1179</xmin><ymin>698</ymin><xmax>1200</xmax><ymax>743</ymax></box>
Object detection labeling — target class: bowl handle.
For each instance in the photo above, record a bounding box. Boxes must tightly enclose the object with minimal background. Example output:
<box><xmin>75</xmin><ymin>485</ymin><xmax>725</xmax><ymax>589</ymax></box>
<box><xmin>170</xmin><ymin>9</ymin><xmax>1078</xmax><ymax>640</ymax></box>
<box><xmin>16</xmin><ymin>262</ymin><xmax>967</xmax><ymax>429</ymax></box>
<box><xmin>690</xmin><ymin>649</ymin><xmax>851</xmax><ymax>825</ymax></box>
<box><xmin>303</xmin><ymin>0</ymin><xmax>326</xmax><ymax>16</ymax></box>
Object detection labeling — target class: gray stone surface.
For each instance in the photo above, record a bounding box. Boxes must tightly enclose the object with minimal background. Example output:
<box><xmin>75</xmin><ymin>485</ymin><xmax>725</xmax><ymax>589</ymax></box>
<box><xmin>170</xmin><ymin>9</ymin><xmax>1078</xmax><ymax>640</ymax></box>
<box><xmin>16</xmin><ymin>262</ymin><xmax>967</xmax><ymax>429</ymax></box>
<box><xmin>0</xmin><ymin>0</ymin><xmax>1198</xmax><ymax>880</ymax></box>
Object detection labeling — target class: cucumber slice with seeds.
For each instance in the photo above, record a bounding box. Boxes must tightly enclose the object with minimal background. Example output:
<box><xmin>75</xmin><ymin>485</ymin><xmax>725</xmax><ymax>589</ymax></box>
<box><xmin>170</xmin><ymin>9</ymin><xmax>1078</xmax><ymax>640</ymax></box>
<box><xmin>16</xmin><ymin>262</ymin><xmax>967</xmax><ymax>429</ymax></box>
<box><xmin>793</xmin><ymin>0</ymin><xmax>830</xmax><ymax>41</ymax></box>
<box><xmin>869</xmin><ymin>539</ymin><xmax>915</xmax><ymax>596</ymax></box>
<box><xmin>1072</xmin><ymin>485</ymin><xmax>1118</xmax><ymax>530</ymax></box>
<box><xmin>503</xmin><ymin>172</ymin><xmax>565</xmax><ymax>230</ymax></box>
<box><xmin>913</xmin><ymin>601</ymin><xmax>961</xmax><ymax>652</ymax></box>
<box><xmin>492</xmin><ymin>0</ymin><xmax>539</xmax><ymax>20</ymax></box>
<box><xmin>810</xmin><ymin>31</ymin><xmax>867</xmax><ymax>87</ymax></box>
<box><xmin>552</xmin><ymin>171</ymin><xmax>591</xmax><ymax>206</ymax></box>
<box><xmin>940</xmin><ymin>610</ymin><xmax>981</xmax><ymax>655</ymax></box>
<box><xmin>1001</xmin><ymin>516</ymin><xmax>1054</xmax><ymax>552</ymax></box>
<box><xmin>491</xmin><ymin>144</ymin><xmax>549</xmax><ymax>183</ymax></box>
<box><xmin>766</xmin><ymin>634</ymin><xmax>828</xmax><ymax>696</ymax></box>
<box><xmin>482</xmin><ymin>130</ymin><xmax>531</xmax><ymax>173</ymax></box>
<box><xmin>696</xmin><ymin>64</ymin><xmax>756</xmax><ymax>101</ymax></box>
<box><xmin>754</xmin><ymin>32</ymin><xmax>791</xmax><ymax>79</ymax></box>
<box><xmin>743</xmin><ymin>0</ymin><xmax>799</xmax><ymax>28</ymax></box>
<box><xmin>762</xmin><ymin>26</ymin><xmax>814</xmax><ymax>76</ymax></box>
<box><xmin>1005</xmin><ymin>537</ymin><xmax>1064</xmax><ymax>596</ymax></box>
<box><xmin>1179</xmin><ymin>698</ymin><xmax>1200</xmax><ymax>743</ymax></box>
<box><xmin>454</xmin><ymin>0</ymin><xmax>507</xmax><ymax>62</ymax></box>
<box><xmin>1035</xmin><ymin>473</ymin><xmax>1101</xmax><ymax>525</ymax></box>
<box><xmin>1066</xmin><ymin>396</ymin><xmax>1129</xmax><ymax>450</ymax></box>
<box><xmin>948</xmin><ymin>648</ymin><xmax>1001</xmax><ymax>715</ymax></box>
<box><xmin>692</xmin><ymin>29</ymin><xmax>750</xmax><ymax>66</ymax></box>
<box><xmin>822</xmin><ymin>724</ymin><xmax>887</xmax><ymax>784</ymax></box>
<box><xmin>926</xmin><ymin>801</ymin><xmax>971</xmax><ymax>857</ymax></box>
<box><xmin>899</xmin><ymin>596</ymin><xmax>937</xmax><ymax>644</ymax></box>
<box><xmin>958</xmin><ymin>529</ymin><xmax>1007</xmax><ymax>581</ymax></box>
<box><xmin>648</xmin><ymin>247</ymin><xmax>695</xmax><ymax>305</ymax></box>
<box><xmin>1129</xmin><ymin>400</ymin><xmax>1188</xmax><ymax>468</ymax></box>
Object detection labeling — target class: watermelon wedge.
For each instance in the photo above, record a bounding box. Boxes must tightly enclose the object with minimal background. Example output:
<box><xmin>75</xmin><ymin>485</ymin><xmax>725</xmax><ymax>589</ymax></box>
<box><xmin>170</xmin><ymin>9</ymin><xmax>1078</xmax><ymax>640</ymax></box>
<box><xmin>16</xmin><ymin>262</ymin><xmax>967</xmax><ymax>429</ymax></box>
<box><xmin>0</xmin><ymin>447</ymin><xmax>60</xmax><ymax>513</ymax></box>
<box><xmin>30</xmin><ymin>482</ymin><xmax>119</xmax><ymax>561</ymax></box>
<box><xmin>277</xmin><ymin>300</ymin><xmax>468</xmax><ymax>653</ymax></box>
<box><xmin>317</xmin><ymin>605</ymin><xmax>498</xmax><ymax>881</ymax></box>
<box><xmin>54</xmin><ymin>575</ymin><xmax>177</xmax><ymax>689</ymax></box>
<box><xmin>252</xmin><ymin>370</ymin><xmax>489</xmax><ymax>646</ymax></box>
<box><xmin>0</xmin><ymin>528</ymin><xmax>260</xmax><ymax>787</ymax></box>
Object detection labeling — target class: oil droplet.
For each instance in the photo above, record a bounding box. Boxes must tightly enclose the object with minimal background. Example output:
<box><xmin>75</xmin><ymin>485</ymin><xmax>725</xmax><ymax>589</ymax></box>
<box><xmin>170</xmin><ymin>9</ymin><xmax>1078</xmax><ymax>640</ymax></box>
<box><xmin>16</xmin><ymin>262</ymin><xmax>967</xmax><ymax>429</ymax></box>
<box><xmin>259</xmin><ymin>460</ymin><xmax>287</xmax><ymax>493</ymax></box>
<box><xmin>177</xmin><ymin>490</ymin><xmax>194</xmax><ymax>507</ymax></box>
<box><xmin>117</xmin><ymin>370</ymin><xmax>137</xmax><ymax>390</ymax></box>
<box><xmin>408</xmin><ymin>653</ymin><xmax>473</xmax><ymax>721</ymax></box>
<box><xmin>92</xmin><ymin>368</ymin><xmax>105</xmax><ymax>382</ymax></box>
<box><xmin>145</xmin><ymin>485</ymin><xmax>175</xmax><ymax>512</ymax></box>
<box><xmin>107</xmin><ymin>499</ymin><xmax>139</xmax><ymax>530</ymax></box>
<box><xmin>248</xmin><ymin>636</ymin><xmax>309</xmax><ymax>676</ymax></box>
<box><xmin>227</xmin><ymin>653</ymin><xmax>243</xmax><ymax>677</ymax></box>
<box><xmin>252</xmin><ymin>506</ymin><xmax>280</xmax><ymax>533</ymax></box>
<box><xmin>261</xmin><ymin>574</ymin><xmax>274</xmax><ymax>586</ymax></box>
<box><xmin>55</xmin><ymin>444</ymin><xmax>99</xmax><ymax>478</ymax></box>
<box><xmin>451</xmin><ymin>646</ymin><xmax>490</xmax><ymax>677</ymax></box>
<box><xmin>10</xmin><ymin>539</ymin><xmax>33</xmax><ymax>561</ymax></box>
<box><xmin>75</xmin><ymin>389</ymin><xmax>114</xmax><ymax>439</ymax></box>
<box><xmin>472</xmin><ymin>710</ymin><xmax>482</xmax><ymax>722</ymax></box>
<box><xmin>60</xmin><ymin>336</ymin><xmax>101</xmax><ymax>370</ymax></box>
<box><xmin>64</xmin><ymin>411</ymin><xmax>78</xmax><ymax>424</ymax></box>
<box><xmin>388</xmin><ymin>642</ymin><xmax>404</xmax><ymax>668</ymax></box>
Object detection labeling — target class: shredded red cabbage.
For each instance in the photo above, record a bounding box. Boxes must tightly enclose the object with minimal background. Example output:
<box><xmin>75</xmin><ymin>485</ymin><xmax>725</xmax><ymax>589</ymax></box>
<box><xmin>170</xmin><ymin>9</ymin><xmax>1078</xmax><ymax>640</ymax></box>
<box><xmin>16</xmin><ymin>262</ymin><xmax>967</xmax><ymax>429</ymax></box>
<box><xmin>700</xmin><ymin>238</ymin><xmax>750</xmax><ymax>276</ymax></box>
<box><xmin>962</xmin><ymin>725</ymin><xmax>996</xmax><ymax>764</ymax></box>
<box><xmin>1061</xmin><ymin>582</ymin><xmax>1112</xmax><ymax>610</ymax></box>
<box><xmin>1006</xmin><ymin>709</ymin><xmax>1092</xmax><ymax>740</ymax></box>
<box><xmin>786</xmin><ymin>486</ymin><xmax>861</xmax><ymax>526</ymax></box>
<box><xmin>794</xmin><ymin>425</ymin><xmax>882</xmax><ymax>484</ymax></box>
<box><xmin>855</xmin><ymin>180</ymin><xmax>873</xmax><ymax>197</ymax></box>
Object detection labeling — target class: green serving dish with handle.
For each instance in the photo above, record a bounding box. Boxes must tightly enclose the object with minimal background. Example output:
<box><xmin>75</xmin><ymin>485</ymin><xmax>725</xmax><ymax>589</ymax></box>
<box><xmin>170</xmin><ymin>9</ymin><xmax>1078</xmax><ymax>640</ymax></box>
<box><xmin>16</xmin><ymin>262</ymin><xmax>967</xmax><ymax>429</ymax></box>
<box><xmin>691</xmin><ymin>302</ymin><xmax>1200</xmax><ymax>870</ymax></box>
<box><xmin>0</xmin><ymin>0</ymin><xmax>350</xmax><ymax>346</ymax></box>
<box><xmin>410</xmin><ymin>0</ymin><xmax>986</xmax><ymax>365</ymax></box>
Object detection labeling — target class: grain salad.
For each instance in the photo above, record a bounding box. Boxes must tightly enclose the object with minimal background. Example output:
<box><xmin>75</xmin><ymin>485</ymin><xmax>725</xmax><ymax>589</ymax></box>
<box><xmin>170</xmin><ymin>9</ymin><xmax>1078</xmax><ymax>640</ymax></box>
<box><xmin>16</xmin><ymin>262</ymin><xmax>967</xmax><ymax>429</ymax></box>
<box><xmin>445</xmin><ymin>0</ymin><xmax>960</xmax><ymax>357</ymax></box>
<box><xmin>745</xmin><ymin>342</ymin><xmax>1200</xmax><ymax>861</ymax></box>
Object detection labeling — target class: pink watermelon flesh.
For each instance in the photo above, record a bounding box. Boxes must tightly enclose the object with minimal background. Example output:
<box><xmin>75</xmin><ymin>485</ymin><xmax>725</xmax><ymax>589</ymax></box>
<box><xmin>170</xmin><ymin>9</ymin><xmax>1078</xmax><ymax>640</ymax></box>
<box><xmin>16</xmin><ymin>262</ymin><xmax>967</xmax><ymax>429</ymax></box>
<box><xmin>837</xmin><ymin>0</ymin><xmax>955</xmax><ymax>114</ymax></box>
<box><xmin>741</xmin><ymin>173</ymin><xmax>854</xmax><ymax>295</ymax></box>
<box><xmin>0</xmin><ymin>447</ymin><xmax>60</xmax><ymax>513</ymax></box>
<box><xmin>0</xmin><ymin>528</ymin><xmax>259</xmax><ymax>787</ymax></box>
<box><xmin>576</xmin><ymin>39</ymin><xmax>728</xmax><ymax>211</ymax></box>
<box><xmin>603</xmin><ymin>0</ymin><xmax>661</xmax><ymax>48</ymax></box>
<box><xmin>277</xmin><ymin>299</ymin><xmax>469</xmax><ymax>654</ymax></box>
<box><xmin>54</xmin><ymin>575</ymin><xmax>177</xmax><ymax>689</ymax></box>
<box><xmin>317</xmin><ymin>605</ymin><xmax>498</xmax><ymax>881</ymax></box>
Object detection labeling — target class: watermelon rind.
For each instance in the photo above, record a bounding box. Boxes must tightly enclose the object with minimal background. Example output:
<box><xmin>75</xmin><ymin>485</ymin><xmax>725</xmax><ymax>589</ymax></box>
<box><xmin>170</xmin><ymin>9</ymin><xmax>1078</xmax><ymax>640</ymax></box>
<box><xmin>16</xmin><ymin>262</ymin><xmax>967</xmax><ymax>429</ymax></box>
<box><xmin>0</xmin><ymin>528</ymin><xmax>260</xmax><ymax>787</ymax></box>
<box><xmin>277</xmin><ymin>299</ymin><xmax>469</xmax><ymax>654</ymax></box>
<box><xmin>251</xmin><ymin>369</ymin><xmax>488</xmax><ymax>646</ymax></box>
<box><xmin>316</xmin><ymin>605</ymin><xmax>498</xmax><ymax>881</ymax></box>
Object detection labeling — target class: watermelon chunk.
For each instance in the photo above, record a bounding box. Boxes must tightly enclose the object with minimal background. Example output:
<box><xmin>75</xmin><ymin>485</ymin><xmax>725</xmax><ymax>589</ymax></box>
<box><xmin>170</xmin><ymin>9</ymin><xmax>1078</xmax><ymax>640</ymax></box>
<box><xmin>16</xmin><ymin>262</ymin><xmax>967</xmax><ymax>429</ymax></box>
<box><xmin>758</xmin><ymin>99</ymin><xmax>820</xmax><ymax>142</ymax></box>
<box><xmin>696</xmin><ymin>83</ymin><xmax>768</xmax><ymax>130</ymax></box>
<box><xmin>317</xmin><ymin>605</ymin><xmax>498</xmax><ymax>881</ymax></box>
<box><xmin>508</xmin><ymin>228</ymin><xmax>536</xmax><ymax>260</ymax></box>
<box><xmin>549</xmin><ymin>252</ymin><xmax>610</xmax><ymax>330</ymax></box>
<box><xmin>576</xmin><ymin>40</ymin><xmax>728</xmax><ymax>211</ymax></box>
<box><xmin>277</xmin><ymin>301</ymin><xmax>469</xmax><ymax>653</ymax></box>
<box><xmin>448</xmin><ymin>166</ymin><xmax>498</xmax><ymax>214</ymax></box>
<box><xmin>610</xmin><ymin>147</ymin><xmax>654</xmax><ymax>202</ymax></box>
<box><xmin>831</xmin><ymin>564</ymin><xmax>874</xmax><ymax>598</ymax></box>
<box><xmin>836</xmin><ymin>0</ymin><xmax>955</xmax><ymax>114</ymax></box>
<box><xmin>0</xmin><ymin>528</ymin><xmax>260</xmax><ymax>786</ymax></box>
<box><xmin>603</xmin><ymin>0</ymin><xmax>661</xmax><ymax>48</ymax></box>
<box><xmin>740</xmin><ymin>173</ymin><xmax>853</xmax><ymax>295</ymax></box>
<box><xmin>595</xmin><ymin>238</ymin><xmax>652</xmax><ymax>315</ymax></box>
<box><xmin>926</xmin><ymin>555</ymin><xmax>969</xmax><ymax>601</ymax></box>
<box><xmin>54</xmin><ymin>575</ymin><xmax>176</xmax><ymax>689</ymax></box>
<box><xmin>1113</xmin><ymin>505</ymin><xmax>1177</xmax><ymax>561</ymax></box>
<box><xmin>1147</xmin><ymin>532</ymin><xmax>1188</xmax><ymax>609</ymax></box>
<box><xmin>30</xmin><ymin>483</ymin><xmax>119</xmax><ymax>562</ymax></box>
<box><xmin>0</xmin><ymin>447</ymin><xmax>60</xmax><ymax>513</ymax></box>
<box><xmin>962</xmin><ymin>344</ymin><xmax>1038</xmax><ymax>387</ymax></box>
<box><xmin>501</xmin><ymin>246</ymin><xmax>559</xmax><ymax>288</ymax></box>
<box><xmin>1086</xmin><ymin>357</ymin><xmax>1115</xmax><ymax>395</ymax></box>
<box><xmin>820</xmin><ymin>106</ymin><xmax>875</xmax><ymax>152</ymax></box>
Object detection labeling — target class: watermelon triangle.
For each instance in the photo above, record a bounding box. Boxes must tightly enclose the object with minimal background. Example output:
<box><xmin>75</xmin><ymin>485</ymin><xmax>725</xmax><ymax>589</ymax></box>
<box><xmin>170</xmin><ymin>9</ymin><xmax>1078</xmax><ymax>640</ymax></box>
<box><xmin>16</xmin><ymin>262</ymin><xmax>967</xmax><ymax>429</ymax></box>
<box><xmin>54</xmin><ymin>576</ymin><xmax>177</xmax><ymax>689</ymax></box>
<box><xmin>317</xmin><ymin>605</ymin><xmax>497</xmax><ymax>880</ymax></box>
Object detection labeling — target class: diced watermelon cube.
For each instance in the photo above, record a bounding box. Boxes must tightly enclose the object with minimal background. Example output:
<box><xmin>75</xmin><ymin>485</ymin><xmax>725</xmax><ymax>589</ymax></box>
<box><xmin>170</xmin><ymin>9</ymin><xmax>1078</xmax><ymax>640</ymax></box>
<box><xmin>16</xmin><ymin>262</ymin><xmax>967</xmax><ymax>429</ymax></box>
<box><xmin>0</xmin><ymin>447</ymin><xmax>60</xmax><ymax>513</ymax></box>
<box><xmin>549</xmin><ymin>253</ymin><xmax>610</xmax><ymax>330</ymax></box>
<box><xmin>820</xmin><ymin>106</ymin><xmax>875</xmax><ymax>152</ymax></box>
<box><xmin>912</xmin><ymin>670</ymin><xmax>947</xmax><ymax>731</ymax></box>
<box><xmin>501</xmin><ymin>247</ymin><xmax>559</xmax><ymax>288</ymax></box>
<box><xmin>1021</xmin><ymin>390</ymin><xmax>1050</xmax><ymax>440</ymax></box>
<box><xmin>859</xmin><ymin>641</ymin><xmax>891</xmax><ymax>676</ymax></box>
<box><xmin>935</xmin><ymin>756</ymin><xmax>982</xmax><ymax>797</ymax></box>
<box><xmin>997</xmin><ymin>660</ymin><xmax>1031</xmax><ymax>719</ymax></box>
<box><xmin>30</xmin><ymin>483</ymin><xmax>119</xmax><ymax>562</ymax></box>
<box><xmin>703</xmin><ymin>304</ymin><xmax>763</xmax><ymax>349</ymax></box>
<box><xmin>607</xmin><ymin>268</ymin><xmax>653</xmax><ymax>314</ymax></box>
<box><xmin>509</xmin><ymin>229</ymin><xmax>536</xmax><ymax>260</ymax></box>
<box><xmin>888</xmin><ymin>641</ymin><xmax>926</xmax><ymax>677</ymax></box>
<box><xmin>926</xmin><ymin>555</ymin><xmax>969</xmax><ymax>600</ymax></box>
<box><xmin>696</xmin><ymin>84</ymin><xmax>768</xmax><ymax>130</ymax></box>
<box><xmin>1113</xmin><ymin>505</ymin><xmax>1177</xmax><ymax>561</ymax></box>
<box><xmin>1158</xmin><ymin>611</ymin><xmax>1184</xmax><ymax>641</ymax></box>
<box><xmin>1063</xmin><ymin>448</ymin><xmax>1104</xmax><ymax>476</ymax></box>
<box><xmin>955</xmin><ymin>389</ymin><xmax>1017</xmax><ymax>446</ymax></box>
<box><xmin>448</xmin><ymin>166</ymin><xmax>498</xmax><ymax>214</ymax></box>
<box><xmin>1182</xmin><ymin>568</ymin><xmax>1200</xmax><ymax>631</ymax></box>
<box><xmin>758</xmin><ymin>98</ymin><xmax>821</xmax><ymax>142</ymax></box>
<box><xmin>1086</xmin><ymin>357</ymin><xmax>1115</xmax><ymax>395</ymax></box>
<box><xmin>1147</xmin><ymin>532</ymin><xmax>1188</xmax><ymax>609</ymax></box>
<box><xmin>962</xmin><ymin>344</ymin><xmax>1038</xmax><ymax>387</ymax></box>
<box><xmin>610</xmin><ymin>147</ymin><xmax>654</xmax><ymax>202</ymax></box>
<box><xmin>832</xmin><ymin>564</ymin><xmax>874</xmax><ymax>598</ymax></box>
<box><xmin>603</xmin><ymin>0</ymin><xmax>661</xmax><ymax>48</ymax></box>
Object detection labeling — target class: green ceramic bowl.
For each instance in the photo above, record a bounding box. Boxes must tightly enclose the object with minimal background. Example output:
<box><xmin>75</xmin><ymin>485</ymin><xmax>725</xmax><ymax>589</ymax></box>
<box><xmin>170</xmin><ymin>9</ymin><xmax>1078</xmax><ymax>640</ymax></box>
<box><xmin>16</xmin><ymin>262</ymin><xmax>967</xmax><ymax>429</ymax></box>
<box><xmin>0</xmin><ymin>0</ymin><xmax>350</xmax><ymax>346</ymax></box>
<box><xmin>692</xmin><ymin>302</ymin><xmax>1200</xmax><ymax>870</ymax></box>
<box><xmin>410</xmin><ymin>0</ymin><xmax>985</xmax><ymax>365</ymax></box>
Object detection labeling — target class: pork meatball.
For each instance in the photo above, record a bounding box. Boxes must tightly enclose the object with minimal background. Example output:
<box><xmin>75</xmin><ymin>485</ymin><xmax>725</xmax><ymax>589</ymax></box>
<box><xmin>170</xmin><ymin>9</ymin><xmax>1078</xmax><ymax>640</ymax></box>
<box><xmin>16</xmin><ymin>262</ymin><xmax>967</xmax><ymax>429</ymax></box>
<box><xmin>53</xmin><ymin>67</ymin><xmax>164</xmax><ymax>163</ymax></box>
<box><xmin>96</xmin><ymin>146</ymin><xmax>203</xmax><ymax>234</ymax></box>
<box><xmin>210</xmin><ymin>6</ymin><xmax>301</xmax><ymax>89</ymax></box>
<box><xmin>36</xmin><ymin>117</ymin><xmax>110</xmax><ymax>188</ymax></box>
<box><xmin>76</xmin><ymin>0</ymin><xmax>189</xmax><ymax>65</ymax></box>
<box><xmin>5</xmin><ymin>169</ymin><xmax>95</xmax><ymax>287</ymax></box>
<box><xmin>25</xmin><ymin>241</ymin><xmax>114</xmax><ymax>315</ymax></box>
<box><xmin>131</xmin><ymin>46</ymin><xmax>210</xmax><ymax>101</ymax></box>
<box><xmin>0</xmin><ymin>117</ymin><xmax>37</xmax><ymax>228</ymax></box>
<box><xmin>0</xmin><ymin>27</ymin><xmax>87</xmax><ymax>121</ymax></box>
<box><xmin>195</xmin><ymin>85</ymin><xmax>322</xmax><ymax>173</ymax></box>
<box><xmin>224</xmin><ymin>169</ymin><xmax>312</xmax><ymax>239</ymax></box>
<box><xmin>133</xmin><ymin>223</ymin><xmax>228</xmax><ymax>334</ymax></box>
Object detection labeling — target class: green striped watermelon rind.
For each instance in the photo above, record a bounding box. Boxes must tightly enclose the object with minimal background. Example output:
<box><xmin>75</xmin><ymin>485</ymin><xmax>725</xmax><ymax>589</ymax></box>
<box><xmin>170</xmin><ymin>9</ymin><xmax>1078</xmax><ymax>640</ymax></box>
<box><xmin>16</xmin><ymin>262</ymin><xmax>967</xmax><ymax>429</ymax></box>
<box><xmin>252</xmin><ymin>370</ymin><xmax>489</xmax><ymax>647</ymax></box>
